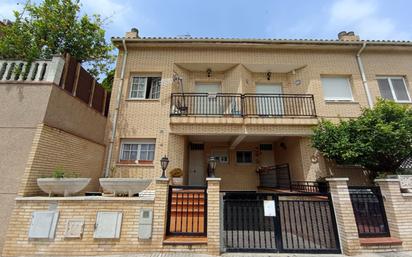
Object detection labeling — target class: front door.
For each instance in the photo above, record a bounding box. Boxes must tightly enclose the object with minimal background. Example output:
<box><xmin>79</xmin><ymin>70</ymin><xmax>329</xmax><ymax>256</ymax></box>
<box><xmin>256</xmin><ymin>84</ymin><xmax>283</xmax><ymax>115</ymax></box>
<box><xmin>188</xmin><ymin>144</ymin><xmax>205</xmax><ymax>186</ymax></box>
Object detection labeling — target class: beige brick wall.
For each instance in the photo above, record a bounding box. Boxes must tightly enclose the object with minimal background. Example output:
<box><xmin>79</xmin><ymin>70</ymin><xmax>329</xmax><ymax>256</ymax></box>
<box><xmin>104</xmin><ymin>43</ymin><xmax>412</xmax><ymax>188</ymax></box>
<box><xmin>206</xmin><ymin>178</ymin><xmax>221</xmax><ymax>255</ymax></box>
<box><xmin>377</xmin><ymin>179</ymin><xmax>412</xmax><ymax>251</ymax></box>
<box><xmin>18</xmin><ymin>124</ymin><xmax>105</xmax><ymax>196</ymax></box>
<box><xmin>2</xmin><ymin>198</ymin><xmax>155</xmax><ymax>257</ymax></box>
<box><xmin>327</xmin><ymin>178</ymin><xmax>361</xmax><ymax>255</ymax></box>
<box><xmin>2</xmin><ymin>178</ymin><xmax>221</xmax><ymax>257</ymax></box>
<box><xmin>328</xmin><ymin>178</ymin><xmax>410</xmax><ymax>255</ymax></box>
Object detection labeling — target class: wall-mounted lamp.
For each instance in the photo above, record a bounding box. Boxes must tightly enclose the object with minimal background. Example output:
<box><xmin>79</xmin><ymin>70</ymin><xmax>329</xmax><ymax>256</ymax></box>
<box><xmin>207</xmin><ymin>68</ymin><xmax>212</xmax><ymax>77</ymax></box>
<box><xmin>280</xmin><ymin>142</ymin><xmax>287</xmax><ymax>150</ymax></box>
<box><xmin>266</xmin><ymin>72</ymin><xmax>271</xmax><ymax>81</ymax></box>
<box><xmin>208</xmin><ymin>156</ymin><xmax>217</xmax><ymax>178</ymax></box>
<box><xmin>160</xmin><ymin>156</ymin><xmax>170</xmax><ymax>178</ymax></box>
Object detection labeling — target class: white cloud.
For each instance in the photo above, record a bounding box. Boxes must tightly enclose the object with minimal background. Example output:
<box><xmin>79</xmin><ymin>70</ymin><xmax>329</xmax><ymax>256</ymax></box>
<box><xmin>328</xmin><ymin>0</ymin><xmax>410</xmax><ymax>40</ymax></box>
<box><xmin>81</xmin><ymin>0</ymin><xmax>129</xmax><ymax>28</ymax></box>
<box><xmin>80</xmin><ymin>0</ymin><xmax>155</xmax><ymax>38</ymax></box>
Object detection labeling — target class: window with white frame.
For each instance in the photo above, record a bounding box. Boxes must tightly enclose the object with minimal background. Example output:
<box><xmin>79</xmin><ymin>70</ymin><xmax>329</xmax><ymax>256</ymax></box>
<box><xmin>129</xmin><ymin>76</ymin><xmax>161</xmax><ymax>99</ymax></box>
<box><xmin>119</xmin><ymin>139</ymin><xmax>155</xmax><ymax>162</ymax></box>
<box><xmin>321</xmin><ymin>77</ymin><xmax>354</xmax><ymax>101</ymax></box>
<box><xmin>212</xmin><ymin>149</ymin><xmax>229</xmax><ymax>164</ymax></box>
<box><xmin>377</xmin><ymin>77</ymin><xmax>411</xmax><ymax>102</ymax></box>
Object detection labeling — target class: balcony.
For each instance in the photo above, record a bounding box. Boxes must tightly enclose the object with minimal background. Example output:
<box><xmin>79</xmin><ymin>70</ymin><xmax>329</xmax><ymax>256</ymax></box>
<box><xmin>170</xmin><ymin>93</ymin><xmax>316</xmax><ymax>117</ymax></box>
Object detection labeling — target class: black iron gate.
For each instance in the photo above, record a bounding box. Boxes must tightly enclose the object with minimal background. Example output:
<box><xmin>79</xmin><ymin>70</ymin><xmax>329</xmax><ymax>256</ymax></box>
<box><xmin>222</xmin><ymin>192</ymin><xmax>341</xmax><ymax>253</ymax></box>
<box><xmin>348</xmin><ymin>186</ymin><xmax>390</xmax><ymax>238</ymax></box>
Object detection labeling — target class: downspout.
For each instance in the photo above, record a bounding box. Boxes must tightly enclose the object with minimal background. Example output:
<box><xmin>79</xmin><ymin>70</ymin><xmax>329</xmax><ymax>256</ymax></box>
<box><xmin>356</xmin><ymin>42</ymin><xmax>373</xmax><ymax>108</ymax></box>
<box><xmin>104</xmin><ymin>39</ymin><xmax>128</xmax><ymax>177</ymax></box>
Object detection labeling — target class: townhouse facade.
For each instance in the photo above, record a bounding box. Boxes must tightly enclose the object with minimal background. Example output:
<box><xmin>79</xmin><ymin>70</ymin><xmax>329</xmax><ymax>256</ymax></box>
<box><xmin>3</xmin><ymin>30</ymin><xmax>412</xmax><ymax>256</ymax></box>
<box><xmin>107</xmin><ymin>30</ymin><xmax>411</xmax><ymax>189</ymax></box>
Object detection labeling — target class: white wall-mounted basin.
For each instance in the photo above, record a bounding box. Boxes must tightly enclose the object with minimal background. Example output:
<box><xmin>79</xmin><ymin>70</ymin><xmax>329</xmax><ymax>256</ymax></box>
<box><xmin>99</xmin><ymin>178</ymin><xmax>152</xmax><ymax>197</ymax></box>
<box><xmin>37</xmin><ymin>178</ymin><xmax>91</xmax><ymax>196</ymax></box>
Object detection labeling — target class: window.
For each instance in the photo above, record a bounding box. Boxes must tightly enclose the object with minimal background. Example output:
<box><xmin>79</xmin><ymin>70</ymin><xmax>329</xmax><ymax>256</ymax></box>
<box><xmin>321</xmin><ymin>77</ymin><xmax>353</xmax><ymax>101</ymax></box>
<box><xmin>120</xmin><ymin>140</ymin><xmax>155</xmax><ymax>163</ymax></box>
<box><xmin>236</xmin><ymin>151</ymin><xmax>253</xmax><ymax>164</ymax></box>
<box><xmin>377</xmin><ymin>77</ymin><xmax>411</xmax><ymax>102</ymax></box>
<box><xmin>129</xmin><ymin>76</ymin><xmax>161</xmax><ymax>99</ymax></box>
<box><xmin>212</xmin><ymin>150</ymin><xmax>229</xmax><ymax>164</ymax></box>
<box><xmin>260</xmin><ymin>144</ymin><xmax>273</xmax><ymax>151</ymax></box>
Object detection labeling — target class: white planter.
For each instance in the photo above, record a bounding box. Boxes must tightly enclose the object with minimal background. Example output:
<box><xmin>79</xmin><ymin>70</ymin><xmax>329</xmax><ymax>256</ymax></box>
<box><xmin>37</xmin><ymin>178</ymin><xmax>91</xmax><ymax>197</ymax></box>
<box><xmin>99</xmin><ymin>178</ymin><xmax>152</xmax><ymax>197</ymax></box>
<box><xmin>172</xmin><ymin>177</ymin><xmax>183</xmax><ymax>185</ymax></box>
<box><xmin>399</xmin><ymin>175</ymin><xmax>412</xmax><ymax>193</ymax></box>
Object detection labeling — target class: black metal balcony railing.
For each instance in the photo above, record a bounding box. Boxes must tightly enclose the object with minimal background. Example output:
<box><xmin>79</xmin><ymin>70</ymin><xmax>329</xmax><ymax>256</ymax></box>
<box><xmin>170</xmin><ymin>93</ymin><xmax>316</xmax><ymax>117</ymax></box>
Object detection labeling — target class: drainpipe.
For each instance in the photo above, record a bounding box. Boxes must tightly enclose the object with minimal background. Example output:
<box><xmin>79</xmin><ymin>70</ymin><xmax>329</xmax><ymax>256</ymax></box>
<box><xmin>356</xmin><ymin>42</ymin><xmax>373</xmax><ymax>108</ymax></box>
<box><xmin>104</xmin><ymin>39</ymin><xmax>128</xmax><ymax>177</ymax></box>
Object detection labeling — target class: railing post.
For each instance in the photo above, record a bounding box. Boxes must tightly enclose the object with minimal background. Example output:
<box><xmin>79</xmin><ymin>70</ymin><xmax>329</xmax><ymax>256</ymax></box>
<box><xmin>375</xmin><ymin>179</ymin><xmax>403</xmax><ymax>242</ymax></box>
<box><xmin>152</xmin><ymin>178</ymin><xmax>169</xmax><ymax>247</ymax></box>
<box><xmin>207</xmin><ymin>177</ymin><xmax>221</xmax><ymax>255</ymax></box>
<box><xmin>327</xmin><ymin>178</ymin><xmax>360</xmax><ymax>255</ymax></box>
<box><xmin>45</xmin><ymin>56</ymin><xmax>65</xmax><ymax>84</ymax></box>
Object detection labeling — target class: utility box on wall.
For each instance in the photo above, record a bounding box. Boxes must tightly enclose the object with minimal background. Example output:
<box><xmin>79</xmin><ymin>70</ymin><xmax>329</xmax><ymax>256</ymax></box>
<box><xmin>28</xmin><ymin>211</ymin><xmax>59</xmax><ymax>239</ymax></box>
<box><xmin>138</xmin><ymin>208</ymin><xmax>153</xmax><ymax>239</ymax></box>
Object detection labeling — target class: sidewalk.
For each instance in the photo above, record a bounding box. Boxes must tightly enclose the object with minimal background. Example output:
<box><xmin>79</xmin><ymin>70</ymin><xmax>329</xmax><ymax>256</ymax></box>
<box><xmin>63</xmin><ymin>251</ymin><xmax>412</xmax><ymax>257</ymax></box>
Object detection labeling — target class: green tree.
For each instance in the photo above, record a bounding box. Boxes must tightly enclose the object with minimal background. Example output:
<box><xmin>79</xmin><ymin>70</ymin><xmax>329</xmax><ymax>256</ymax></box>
<box><xmin>0</xmin><ymin>0</ymin><xmax>114</xmax><ymax>79</ymax></box>
<box><xmin>312</xmin><ymin>99</ymin><xmax>412</xmax><ymax>180</ymax></box>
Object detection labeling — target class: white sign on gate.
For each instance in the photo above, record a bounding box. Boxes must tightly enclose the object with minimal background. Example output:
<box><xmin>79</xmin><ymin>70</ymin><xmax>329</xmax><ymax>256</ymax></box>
<box><xmin>263</xmin><ymin>200</ymin><xmax>276</xmax><ymax>217</ymax></box>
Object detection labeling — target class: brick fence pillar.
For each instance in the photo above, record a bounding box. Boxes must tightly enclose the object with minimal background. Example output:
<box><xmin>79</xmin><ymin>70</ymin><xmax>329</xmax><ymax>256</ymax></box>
<box><xmin>375</xmin><ymin>179</ymin><xmax>403</xmax><ymax>242</ymax></box>
<box><xmin>327</xmin><ymin>177</ymin><xmax>360</xmax><ymax>255</ymax></box>
<box><xmin>206</xmin><ymin>177</ymin><xmax>221</xmax><ymax>255</ymax></box>
<box><xmin>151</xmin><ymin>178</ymin><xmax>169</xmax><ymax>247</ymax></box>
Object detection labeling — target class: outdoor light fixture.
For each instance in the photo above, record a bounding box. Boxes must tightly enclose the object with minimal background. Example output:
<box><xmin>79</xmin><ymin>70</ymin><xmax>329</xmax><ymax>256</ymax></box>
<box><xmin>160</xmin><ymin>156</ymin><xmax>169</xmax><ymax>178</ymax></box>
<box><xmin>208</xmin><ymin>156</ymin><xmax>217</xmax><ymax>178</ymax></box>
<box><xmin>207</xmin><ymin>68</ymin><xmax>212</xmax><ymax>77</ymax></box>
<box><xmin>266</xmin><ymin>72</ymin><xmax>271</xmax><ymax>80</ymax></box>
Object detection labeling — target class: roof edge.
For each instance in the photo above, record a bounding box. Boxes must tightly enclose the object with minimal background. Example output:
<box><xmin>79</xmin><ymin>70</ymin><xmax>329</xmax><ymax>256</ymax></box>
<box><xmin>111</xmin><ymin>37</ymin><xmax>412</xmax><ymax>47</ymax></box>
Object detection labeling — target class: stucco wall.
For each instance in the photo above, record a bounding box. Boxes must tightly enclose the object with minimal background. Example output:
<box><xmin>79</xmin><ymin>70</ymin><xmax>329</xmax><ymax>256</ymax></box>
<box><xmin>44</xmin><ymin>85</ymin><xmax>107</xmax><ymax>144</ymax></box>
<box><xmin>0</xmin><ymin>84</ymin><xmax>53</xmax><ymax>250</ymax></box>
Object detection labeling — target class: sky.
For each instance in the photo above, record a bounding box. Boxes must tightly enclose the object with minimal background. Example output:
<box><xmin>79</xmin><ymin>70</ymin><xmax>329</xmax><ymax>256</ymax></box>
<box><xmin>1</xmin><ymin>0</ymin><xmax>412</xmax><ymax>42</ymax></box>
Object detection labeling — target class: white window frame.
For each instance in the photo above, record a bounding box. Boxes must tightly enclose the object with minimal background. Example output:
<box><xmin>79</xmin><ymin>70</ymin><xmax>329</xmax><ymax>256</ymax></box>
<box><xmin>129</xmin><ymin>76</ymin><xmax>161</xmax><ymax>100</ymax></box>
<box><xmin>321</xmin><ymin>76</ymin><xmax>354</xmax><ymax>101</ymax></box>
<box><xmin>377</xmin><ymin>76</ymin><xmax>411</xmax><ymax>103</ymax></box>
<box><xmin>211</xmin><ymin>149</ymin><xmax>229</xmax><ymax>164</ymax></box>
<box><xmin>129</xmin><ymin>77</ymin><xmax>147</xmax><ymax>99</ymax></box>
<box><xmin>119</xmin><ymin>139</ymin><xmax>156</xmax><ymax>162</ymax></box>
<box><xmin>149</xmin><ymin>78</ymin><xmax>161</xmax><ymax>99</ymax></box>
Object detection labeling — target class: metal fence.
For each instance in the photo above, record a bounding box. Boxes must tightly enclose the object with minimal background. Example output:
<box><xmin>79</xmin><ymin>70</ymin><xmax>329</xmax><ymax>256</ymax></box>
<box><xmin>166</xmin><ymin>185</ymin><xmax>207</xmax><ymax>236</ymax></box>
<box><xmin>170</xmin><ymin>93</ymin><xmax>316</xmax><ymax>117</ymax></box>
<box><xmin>243</xmin><ymin>94</ymin><xmax>316</xmax><ymax>117</ymax></box>
<box><xmin>222</xmin><ymin>192</ymin><xmax>340</xmax><ymax>253</ymax></box>
<box><xmin>258</xmin><ymin>164</ymin><xmax>292</xmax><ymax>190</ymax></box>
<box><xmin>348</xmin><ymin>186</ymin><xmax>390</xmax><ymax>237</ymax></box>
<box><xmin>291</xmin><ymin>181</ymin><xmax>329</xmax><ymax>193</ymax></box>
